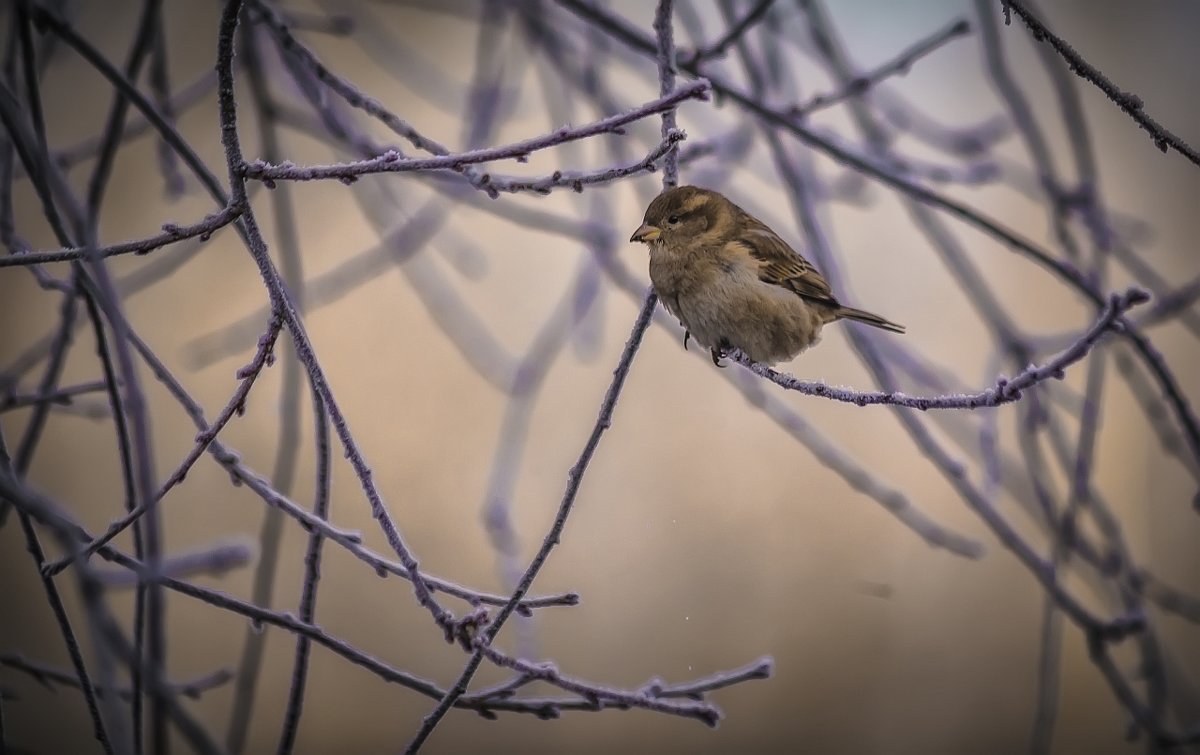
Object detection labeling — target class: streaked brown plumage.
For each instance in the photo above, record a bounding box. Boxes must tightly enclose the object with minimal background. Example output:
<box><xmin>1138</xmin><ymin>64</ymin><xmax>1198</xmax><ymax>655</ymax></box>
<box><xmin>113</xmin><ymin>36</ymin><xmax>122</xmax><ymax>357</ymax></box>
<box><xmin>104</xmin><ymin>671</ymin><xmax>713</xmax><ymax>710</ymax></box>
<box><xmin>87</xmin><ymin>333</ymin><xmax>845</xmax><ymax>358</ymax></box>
<box><xmin>629</xmin><ymin>185</ymin><xmax>904</xmax><ymax>366</ymax></box>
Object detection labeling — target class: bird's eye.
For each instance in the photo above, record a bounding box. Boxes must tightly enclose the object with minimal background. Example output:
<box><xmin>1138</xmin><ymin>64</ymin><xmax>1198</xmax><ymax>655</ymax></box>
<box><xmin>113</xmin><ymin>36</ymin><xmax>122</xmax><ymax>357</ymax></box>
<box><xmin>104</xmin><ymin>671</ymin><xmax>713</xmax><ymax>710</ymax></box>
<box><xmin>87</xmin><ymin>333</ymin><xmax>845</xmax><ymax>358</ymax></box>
<box><xmin>667</xmin><ymin>215</ymin><xmax>680</xmax><ymax>225</ymax></box>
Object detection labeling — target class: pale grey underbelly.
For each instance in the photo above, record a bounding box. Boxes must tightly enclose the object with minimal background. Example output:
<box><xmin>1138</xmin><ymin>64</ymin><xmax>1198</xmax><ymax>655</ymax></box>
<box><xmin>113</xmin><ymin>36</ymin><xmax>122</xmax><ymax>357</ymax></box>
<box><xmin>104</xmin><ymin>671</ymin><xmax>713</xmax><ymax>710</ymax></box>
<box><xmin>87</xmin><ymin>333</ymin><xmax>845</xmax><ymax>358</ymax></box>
<box><xmin>662</xmin><ymin>273</ymin><xmax>826</xmax><ymax>364</ymax></box>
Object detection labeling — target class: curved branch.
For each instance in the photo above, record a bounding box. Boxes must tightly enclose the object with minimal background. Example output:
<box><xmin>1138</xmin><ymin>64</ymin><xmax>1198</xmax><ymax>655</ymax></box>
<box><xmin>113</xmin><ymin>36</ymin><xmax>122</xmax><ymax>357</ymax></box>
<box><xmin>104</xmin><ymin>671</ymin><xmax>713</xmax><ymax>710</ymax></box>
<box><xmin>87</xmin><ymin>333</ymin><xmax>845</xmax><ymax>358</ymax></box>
<box><xmin>738</xmin><ymin>287</ymin><xmax>1147</xmax><ymax>409</ymax></box>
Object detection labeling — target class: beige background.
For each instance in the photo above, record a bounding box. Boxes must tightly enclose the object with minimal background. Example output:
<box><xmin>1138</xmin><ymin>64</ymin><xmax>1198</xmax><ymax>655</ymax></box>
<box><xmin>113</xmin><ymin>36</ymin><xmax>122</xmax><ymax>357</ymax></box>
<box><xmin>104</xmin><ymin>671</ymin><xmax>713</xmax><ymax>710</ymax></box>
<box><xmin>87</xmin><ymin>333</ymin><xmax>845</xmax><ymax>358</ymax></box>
<box><xmin>1</xmin><ymin>1</ymin><xmax>1198</xmax><ymax>753</ymax></box>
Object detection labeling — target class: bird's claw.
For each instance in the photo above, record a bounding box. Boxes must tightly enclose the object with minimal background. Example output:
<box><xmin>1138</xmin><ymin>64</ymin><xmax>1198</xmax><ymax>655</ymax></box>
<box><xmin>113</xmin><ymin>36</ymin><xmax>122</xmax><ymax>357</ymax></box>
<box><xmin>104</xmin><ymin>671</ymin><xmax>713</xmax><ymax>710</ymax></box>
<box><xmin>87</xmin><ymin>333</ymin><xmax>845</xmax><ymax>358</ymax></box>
<box><xmin>683</xmin><ymin>330</ymin><xmax>691</xmax><ymax>351</ymax></box>
<box><xmin>710</xmin><ymin>348</ymin><xmax>726</xmax><ymax>367</ymax></box>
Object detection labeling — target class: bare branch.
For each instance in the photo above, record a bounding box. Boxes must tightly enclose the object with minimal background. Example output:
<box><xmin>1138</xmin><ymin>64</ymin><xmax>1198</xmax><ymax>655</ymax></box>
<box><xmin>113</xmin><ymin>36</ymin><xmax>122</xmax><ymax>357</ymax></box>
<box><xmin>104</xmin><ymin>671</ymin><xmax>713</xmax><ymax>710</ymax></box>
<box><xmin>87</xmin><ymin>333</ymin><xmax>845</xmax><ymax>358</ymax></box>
<box><xmin>736</xmin><ymin>287</ymin><xmax>1147</xmax><ymax>410</ymax></box>
<box><xmin>239</xmin><ymin>83</ymin><xmax>708</xmax><ymax>184</ymax></box>
<box><xmin>1000</xmin><ymin>0</ymin><xmax>1200</xmax><ymax>167</ymax></box>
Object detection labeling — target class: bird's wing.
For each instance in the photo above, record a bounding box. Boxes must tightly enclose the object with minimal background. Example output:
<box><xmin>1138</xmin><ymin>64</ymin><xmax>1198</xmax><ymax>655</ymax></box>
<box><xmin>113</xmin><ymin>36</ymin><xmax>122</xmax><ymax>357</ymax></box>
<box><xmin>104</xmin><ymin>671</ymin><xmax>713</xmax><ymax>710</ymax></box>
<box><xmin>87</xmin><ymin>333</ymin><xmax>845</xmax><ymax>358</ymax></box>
<box><xmin>735</xmin><ymin>217</ymin><xmax>839</xmax><ymax>307</ymax></box>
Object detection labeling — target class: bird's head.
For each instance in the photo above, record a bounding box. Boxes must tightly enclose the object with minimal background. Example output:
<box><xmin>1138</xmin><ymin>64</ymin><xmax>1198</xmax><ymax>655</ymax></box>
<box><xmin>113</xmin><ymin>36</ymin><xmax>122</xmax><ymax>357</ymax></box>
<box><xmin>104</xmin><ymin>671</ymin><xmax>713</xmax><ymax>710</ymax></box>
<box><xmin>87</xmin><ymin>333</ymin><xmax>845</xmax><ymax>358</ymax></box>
<box><xmin>629</xmin><ymin>185</ymin><xmax>732</xmax><ymax>248</ymax></box>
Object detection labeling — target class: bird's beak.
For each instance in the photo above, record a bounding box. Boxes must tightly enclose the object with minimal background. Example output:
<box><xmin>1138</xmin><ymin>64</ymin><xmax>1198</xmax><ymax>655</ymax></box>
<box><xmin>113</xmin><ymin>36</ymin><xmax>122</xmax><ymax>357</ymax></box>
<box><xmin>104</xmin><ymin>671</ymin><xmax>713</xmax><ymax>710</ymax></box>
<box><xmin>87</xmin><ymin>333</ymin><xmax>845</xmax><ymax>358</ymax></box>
<box><xmin>629</xmin><ymin>224</ymin><xmax>661</xmax><ymax>243</ymax></box>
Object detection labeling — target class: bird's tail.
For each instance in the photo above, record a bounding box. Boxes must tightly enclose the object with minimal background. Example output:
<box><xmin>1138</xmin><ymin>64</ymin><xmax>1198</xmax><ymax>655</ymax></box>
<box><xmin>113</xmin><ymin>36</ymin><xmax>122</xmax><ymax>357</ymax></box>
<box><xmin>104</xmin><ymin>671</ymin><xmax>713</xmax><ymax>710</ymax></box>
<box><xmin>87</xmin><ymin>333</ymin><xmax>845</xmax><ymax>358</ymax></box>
<box><xmin>834</xmin><ymin>306</ymin><xmax>905</xmax><ymax>334</ymax></box>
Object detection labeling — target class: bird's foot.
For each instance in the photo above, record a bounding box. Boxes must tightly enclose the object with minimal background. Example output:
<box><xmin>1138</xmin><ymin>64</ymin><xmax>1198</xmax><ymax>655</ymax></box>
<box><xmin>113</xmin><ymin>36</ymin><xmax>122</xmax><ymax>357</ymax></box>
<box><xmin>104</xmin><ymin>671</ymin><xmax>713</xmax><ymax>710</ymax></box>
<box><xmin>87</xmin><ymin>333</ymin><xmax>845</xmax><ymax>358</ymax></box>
<box><xmin>710</xmin><ymin>347</ymin><xmax>726</xmax><ymax>367</ymax></box>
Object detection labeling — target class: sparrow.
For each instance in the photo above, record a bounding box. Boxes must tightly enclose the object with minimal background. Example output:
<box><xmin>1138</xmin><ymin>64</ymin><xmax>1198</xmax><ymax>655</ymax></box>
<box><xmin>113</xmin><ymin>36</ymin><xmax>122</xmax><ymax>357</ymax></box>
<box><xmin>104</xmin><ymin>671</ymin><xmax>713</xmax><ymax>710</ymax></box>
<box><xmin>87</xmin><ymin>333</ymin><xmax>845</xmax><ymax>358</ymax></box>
<box><xmin>629</xmin><ymin>185</ymin><xmax>904</xmax><ymax>366</ymax></box>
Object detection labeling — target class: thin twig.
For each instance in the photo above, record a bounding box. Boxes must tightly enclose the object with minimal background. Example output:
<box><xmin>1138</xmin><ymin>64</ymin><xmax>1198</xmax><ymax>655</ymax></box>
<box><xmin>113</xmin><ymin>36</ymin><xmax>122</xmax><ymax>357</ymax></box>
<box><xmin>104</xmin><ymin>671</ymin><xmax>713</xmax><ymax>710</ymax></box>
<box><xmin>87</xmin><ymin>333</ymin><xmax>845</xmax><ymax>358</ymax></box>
<box><xmin>0</xmin><ymin>379</ymin><xmax>108</xmax><ymax>411</ymax></box>
<box><xmin>1000</xmin><ymin>0</ymin><xmax>1200</xmax><ymax>167</ymax></box>
<box><xmin>239</xmin><ymin>84</ymin><xmax>707</xmax><ymax>183</ymax></box>
<box><xmin>735</xmin><ymin>287</ymin><xmax>1146</xmax><ymax>409</ymax></box>
<box><xmin>0</xmin><ymin>205</ymin><xmax>241</xmax><ymax>267</ymax></box>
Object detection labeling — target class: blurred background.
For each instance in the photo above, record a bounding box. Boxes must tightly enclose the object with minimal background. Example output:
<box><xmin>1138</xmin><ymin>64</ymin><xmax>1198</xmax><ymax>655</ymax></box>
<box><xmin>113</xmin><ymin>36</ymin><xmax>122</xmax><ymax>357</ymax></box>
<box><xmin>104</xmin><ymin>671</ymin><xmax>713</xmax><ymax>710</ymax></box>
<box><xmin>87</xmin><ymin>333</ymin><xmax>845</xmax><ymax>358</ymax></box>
<box><xmin>1</xmin><ymin>1</ymin><xmax>1198</xmax><ymax>753</ymax></box>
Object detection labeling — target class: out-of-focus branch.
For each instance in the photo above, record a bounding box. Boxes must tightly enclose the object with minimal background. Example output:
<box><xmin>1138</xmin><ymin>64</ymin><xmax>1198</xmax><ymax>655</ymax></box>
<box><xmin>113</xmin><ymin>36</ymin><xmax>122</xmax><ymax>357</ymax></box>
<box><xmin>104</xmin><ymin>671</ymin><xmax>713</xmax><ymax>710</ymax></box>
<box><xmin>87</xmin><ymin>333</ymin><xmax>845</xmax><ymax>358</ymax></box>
<box><xmin>0</xmin><ymin>654</ymin><xmax>233</xmax><ymax>702</ymax></box>
<box><xmin>682</xmin><ymin>0</ymin><xmax>774</xmax><ymax>65</ymax></box>
<box><xmin>790</xmin><ymin>17</ymin><xmax>970</xmax><ymax>119</ymax></box>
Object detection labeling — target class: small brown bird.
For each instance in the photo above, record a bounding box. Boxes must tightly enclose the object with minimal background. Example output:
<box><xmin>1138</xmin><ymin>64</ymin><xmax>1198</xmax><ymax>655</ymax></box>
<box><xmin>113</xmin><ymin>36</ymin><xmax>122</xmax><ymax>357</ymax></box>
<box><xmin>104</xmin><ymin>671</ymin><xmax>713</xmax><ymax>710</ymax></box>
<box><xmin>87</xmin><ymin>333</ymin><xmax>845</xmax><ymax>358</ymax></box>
<box><xmin>629</xmin><ymin>185</ymin><xmax>904</xmax><ymax>366</ymax></box>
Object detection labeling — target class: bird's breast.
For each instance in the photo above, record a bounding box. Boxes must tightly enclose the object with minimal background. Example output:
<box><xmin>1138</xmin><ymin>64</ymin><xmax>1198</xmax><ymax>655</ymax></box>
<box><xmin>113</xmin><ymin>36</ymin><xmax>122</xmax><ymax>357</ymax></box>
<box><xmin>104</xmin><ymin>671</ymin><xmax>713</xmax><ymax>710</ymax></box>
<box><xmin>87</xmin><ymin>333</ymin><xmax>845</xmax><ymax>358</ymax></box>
<box><xmin>647</xmin><ymin>247</ymin><xmax>687</xmax><ymax>293</ymax></box>
<box><xmin>648</xmin><ymin>245</ymin><xmax>725</xmax><ymax>296</ymax></box>
<box><xmin>649</xmin><ymin>244</ymin><xmax>827</xmax><ymax>364</ymax></box>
